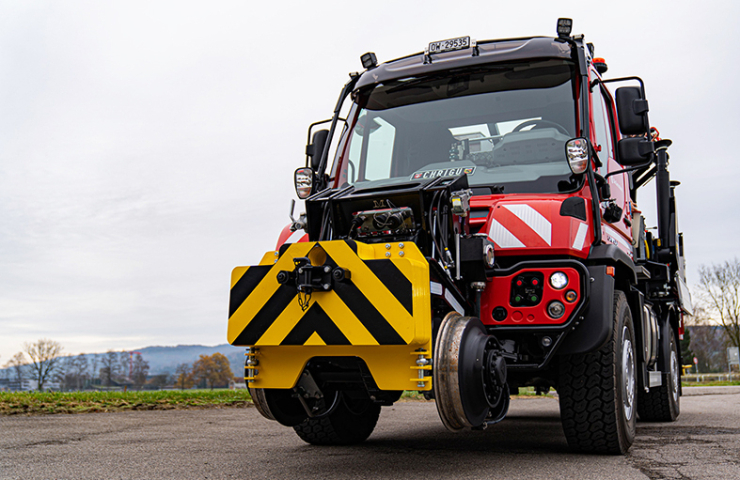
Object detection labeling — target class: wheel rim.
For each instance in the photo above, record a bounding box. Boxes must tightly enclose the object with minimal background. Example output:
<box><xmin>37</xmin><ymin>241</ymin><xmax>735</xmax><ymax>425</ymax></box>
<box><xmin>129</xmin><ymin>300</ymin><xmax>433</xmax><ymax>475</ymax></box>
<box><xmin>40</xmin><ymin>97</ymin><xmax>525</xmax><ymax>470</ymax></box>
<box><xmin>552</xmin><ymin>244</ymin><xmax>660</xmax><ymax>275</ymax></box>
<box><xmin>671</xmin><ymin>347</ymin><xmax>679</xmax><ymax>403</ymax></box>
<box><xmin>622</xmin><ymin>326</ymin><xmax>636</xmax><ymax>421</ymax></box>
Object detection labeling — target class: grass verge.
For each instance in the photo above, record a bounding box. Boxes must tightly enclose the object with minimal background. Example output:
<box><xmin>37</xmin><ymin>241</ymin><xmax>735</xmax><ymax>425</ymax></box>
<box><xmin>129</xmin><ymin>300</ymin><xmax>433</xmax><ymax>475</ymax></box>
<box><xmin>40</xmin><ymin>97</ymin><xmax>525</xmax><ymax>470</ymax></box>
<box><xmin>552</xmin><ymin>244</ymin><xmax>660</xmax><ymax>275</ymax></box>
<box><xmin>681</xmin><ymin>380</ymin><xmax>740</xmax><ymax>387</ymax></box>
<box><xmin>0</xmin><ymin>390</ymin><xmax>253</xmax><ymax>416</ymax></box>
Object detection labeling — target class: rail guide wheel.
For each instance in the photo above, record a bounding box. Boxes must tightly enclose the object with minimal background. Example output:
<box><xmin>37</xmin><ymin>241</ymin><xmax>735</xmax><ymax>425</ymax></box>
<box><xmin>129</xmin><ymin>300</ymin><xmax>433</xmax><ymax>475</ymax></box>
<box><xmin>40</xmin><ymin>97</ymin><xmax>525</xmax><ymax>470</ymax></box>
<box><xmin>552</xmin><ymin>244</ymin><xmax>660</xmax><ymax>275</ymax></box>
<box><xmin>433</xmin><ymin>312</ymin><xmax>509</xmax><ymax>431</ymax></box>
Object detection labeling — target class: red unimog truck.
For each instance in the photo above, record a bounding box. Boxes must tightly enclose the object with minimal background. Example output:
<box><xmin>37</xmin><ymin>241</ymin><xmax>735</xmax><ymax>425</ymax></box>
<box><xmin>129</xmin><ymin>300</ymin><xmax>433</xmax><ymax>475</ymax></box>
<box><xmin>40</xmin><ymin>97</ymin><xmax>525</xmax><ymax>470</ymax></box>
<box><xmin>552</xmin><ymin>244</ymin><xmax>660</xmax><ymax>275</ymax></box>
<box><xmin>227</xmin><ymin>19</ymin><xmax>691</xmax><ymax>454</ymax></box>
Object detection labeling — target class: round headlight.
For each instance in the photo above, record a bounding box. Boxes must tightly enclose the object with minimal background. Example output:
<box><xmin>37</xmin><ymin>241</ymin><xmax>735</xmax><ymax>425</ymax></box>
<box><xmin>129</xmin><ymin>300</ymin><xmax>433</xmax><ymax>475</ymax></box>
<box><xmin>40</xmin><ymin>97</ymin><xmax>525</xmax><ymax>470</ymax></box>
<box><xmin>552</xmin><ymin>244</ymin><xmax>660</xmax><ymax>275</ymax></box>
<box><xmin>549</xmin><ymin>271</ymin><xmax>568</xmax><ymax>289</ymax></box>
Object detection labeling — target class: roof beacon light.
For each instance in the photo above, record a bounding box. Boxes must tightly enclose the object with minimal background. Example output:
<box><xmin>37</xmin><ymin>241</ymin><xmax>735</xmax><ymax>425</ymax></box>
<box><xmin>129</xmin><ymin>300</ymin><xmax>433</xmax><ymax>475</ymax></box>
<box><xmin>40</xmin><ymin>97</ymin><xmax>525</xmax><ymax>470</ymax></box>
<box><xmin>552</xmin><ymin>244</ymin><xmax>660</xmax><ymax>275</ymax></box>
<box><xmin>557</xmin><ymin>18</ymin><xmax>573</xmax><ymax>39</ymax></box>
<box><xmin>593</xmin><ymin>57</ymin><xmax>608</xmax><ymax>75</ymax></box>
<box><xmin>361</xmin><ymin>52</ymin><xmax>378</xmax><ymax>70</ymax></box>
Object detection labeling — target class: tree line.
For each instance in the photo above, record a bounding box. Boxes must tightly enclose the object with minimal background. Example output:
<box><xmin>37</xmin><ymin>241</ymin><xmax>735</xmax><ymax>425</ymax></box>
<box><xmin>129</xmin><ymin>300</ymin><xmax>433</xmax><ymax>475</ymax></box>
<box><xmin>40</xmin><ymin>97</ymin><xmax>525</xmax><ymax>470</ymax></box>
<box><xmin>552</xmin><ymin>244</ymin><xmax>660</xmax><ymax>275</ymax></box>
<box><xmin>1</xmin><ymin>342</ymin><xmax>234</xmax><ymax>392</ymax></box>
<box><xmin>173</xmin><ymin>353</ymin><xmax>234</xmax><ymax>390</ymax></box>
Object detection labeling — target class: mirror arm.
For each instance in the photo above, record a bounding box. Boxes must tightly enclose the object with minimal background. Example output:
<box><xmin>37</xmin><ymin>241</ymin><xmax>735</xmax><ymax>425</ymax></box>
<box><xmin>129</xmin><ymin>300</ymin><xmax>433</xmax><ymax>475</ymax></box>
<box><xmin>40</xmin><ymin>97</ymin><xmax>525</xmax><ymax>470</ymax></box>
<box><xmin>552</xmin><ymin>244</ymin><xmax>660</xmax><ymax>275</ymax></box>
<box><xmin>605</xmin><ymin>160</ymin><xmax>653</xmax><ymax>179</ymax></box>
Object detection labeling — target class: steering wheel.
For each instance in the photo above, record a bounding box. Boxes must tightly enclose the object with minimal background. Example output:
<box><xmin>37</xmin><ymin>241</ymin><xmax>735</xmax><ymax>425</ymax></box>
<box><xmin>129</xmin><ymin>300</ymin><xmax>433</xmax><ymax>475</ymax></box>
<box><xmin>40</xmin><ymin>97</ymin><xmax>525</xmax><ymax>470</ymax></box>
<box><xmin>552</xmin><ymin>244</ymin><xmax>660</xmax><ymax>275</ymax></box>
<box><xmin>512</xmin><ymin>119</ymin><xmax>570</xmax><ymax>136</ymax></box>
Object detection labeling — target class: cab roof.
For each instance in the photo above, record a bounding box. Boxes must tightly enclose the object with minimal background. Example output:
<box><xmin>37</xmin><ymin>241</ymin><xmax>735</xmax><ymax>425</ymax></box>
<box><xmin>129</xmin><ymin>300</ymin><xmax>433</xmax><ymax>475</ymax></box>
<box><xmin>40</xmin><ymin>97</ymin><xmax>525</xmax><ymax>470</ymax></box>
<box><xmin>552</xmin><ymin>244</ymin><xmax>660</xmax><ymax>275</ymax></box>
<box><xmin>355</xmin><ymin>37</ymin><xmax>574</xmax><ymax>90</ymax></box>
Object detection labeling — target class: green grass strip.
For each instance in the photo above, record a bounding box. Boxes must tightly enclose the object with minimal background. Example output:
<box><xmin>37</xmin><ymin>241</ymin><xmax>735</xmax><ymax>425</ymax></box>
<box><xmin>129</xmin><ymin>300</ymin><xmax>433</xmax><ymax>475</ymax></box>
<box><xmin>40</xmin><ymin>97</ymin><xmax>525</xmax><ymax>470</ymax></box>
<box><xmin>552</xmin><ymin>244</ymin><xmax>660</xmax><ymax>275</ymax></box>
<box><xmin>0</xmin><ymin>390</ymin><xmax>253</xmax><ymax>416</ymax></box>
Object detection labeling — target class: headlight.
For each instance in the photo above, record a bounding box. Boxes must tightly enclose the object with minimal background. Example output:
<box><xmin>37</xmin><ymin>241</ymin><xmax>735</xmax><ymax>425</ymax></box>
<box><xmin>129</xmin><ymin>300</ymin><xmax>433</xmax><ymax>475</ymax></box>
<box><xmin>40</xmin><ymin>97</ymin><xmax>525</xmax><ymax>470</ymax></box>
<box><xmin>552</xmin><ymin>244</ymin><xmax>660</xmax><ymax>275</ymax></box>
<box><xmin>549</xmin><ymin>271</ymin><xmax>568</xmax><ymax>289</ymax></box>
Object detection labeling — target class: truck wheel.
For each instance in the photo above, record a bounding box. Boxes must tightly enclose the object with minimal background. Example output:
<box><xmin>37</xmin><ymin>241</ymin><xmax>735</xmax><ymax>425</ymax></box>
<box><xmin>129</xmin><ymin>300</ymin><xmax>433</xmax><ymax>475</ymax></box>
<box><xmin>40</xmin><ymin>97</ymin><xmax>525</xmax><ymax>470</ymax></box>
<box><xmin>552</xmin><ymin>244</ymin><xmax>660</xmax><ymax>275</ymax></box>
<box><xmin>637</xmin><ymin>325</ymin><xmax>680</xmax><ymax>421</ymax></box>
<box><xmin>293</xmin><ymin>393</ymin><xmax>380</xmax><ymax>445</ymax></box>
<box><xmin>558</xmin><ymin>290</ymin><xmax>636</xmax><ymax>454</ymax></box>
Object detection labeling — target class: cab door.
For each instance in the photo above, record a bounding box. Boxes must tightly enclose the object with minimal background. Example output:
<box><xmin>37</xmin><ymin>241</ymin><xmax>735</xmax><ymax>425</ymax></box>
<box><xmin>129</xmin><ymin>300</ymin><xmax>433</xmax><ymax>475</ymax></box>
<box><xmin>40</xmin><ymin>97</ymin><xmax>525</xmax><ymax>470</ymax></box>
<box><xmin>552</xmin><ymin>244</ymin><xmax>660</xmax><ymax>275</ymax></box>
<box><xmin>591</xmin><ymin>77</ymin><xmax>632</xmax><ymax>244</ymax></box>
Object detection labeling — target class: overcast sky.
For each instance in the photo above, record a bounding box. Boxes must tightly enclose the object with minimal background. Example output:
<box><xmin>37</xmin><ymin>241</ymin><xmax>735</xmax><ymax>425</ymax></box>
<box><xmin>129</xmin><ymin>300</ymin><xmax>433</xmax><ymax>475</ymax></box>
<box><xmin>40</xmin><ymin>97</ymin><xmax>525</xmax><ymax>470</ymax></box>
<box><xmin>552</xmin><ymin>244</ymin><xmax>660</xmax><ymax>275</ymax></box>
<box><xmin>1</xmin><ymin>1</ymin><xmax>738</xmax><ymax>362</ymax></box>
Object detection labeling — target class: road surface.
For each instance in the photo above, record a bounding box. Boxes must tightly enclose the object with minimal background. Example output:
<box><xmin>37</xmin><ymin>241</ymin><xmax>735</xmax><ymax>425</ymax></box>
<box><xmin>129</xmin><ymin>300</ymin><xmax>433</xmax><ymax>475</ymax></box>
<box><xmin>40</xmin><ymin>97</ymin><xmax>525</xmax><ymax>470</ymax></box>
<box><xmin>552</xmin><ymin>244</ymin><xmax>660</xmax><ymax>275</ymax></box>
<box><xmin>1</xmin><ymin>388</ymin><xmax>738</xmax><ymax>480</ymax></box>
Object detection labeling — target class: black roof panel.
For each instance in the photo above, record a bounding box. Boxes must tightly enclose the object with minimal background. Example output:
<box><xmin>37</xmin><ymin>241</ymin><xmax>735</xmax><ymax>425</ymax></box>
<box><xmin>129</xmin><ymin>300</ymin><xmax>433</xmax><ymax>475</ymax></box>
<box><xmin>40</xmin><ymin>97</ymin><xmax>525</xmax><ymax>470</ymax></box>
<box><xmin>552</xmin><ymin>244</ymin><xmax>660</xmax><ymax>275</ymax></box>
<box><xmin>356</xmin><ymin>37</ymin><xmax>573</xmax><ymax>90</ymax></box>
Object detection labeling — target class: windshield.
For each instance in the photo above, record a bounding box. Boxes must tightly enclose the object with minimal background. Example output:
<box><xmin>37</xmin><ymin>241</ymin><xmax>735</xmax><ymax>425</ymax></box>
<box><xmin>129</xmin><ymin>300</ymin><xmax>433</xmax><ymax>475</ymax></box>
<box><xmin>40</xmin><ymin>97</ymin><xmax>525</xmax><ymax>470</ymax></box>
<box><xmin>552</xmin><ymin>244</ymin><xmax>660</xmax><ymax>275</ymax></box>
<box><xmin>331</xmin><ymin>59</ymin><xmax>580</xmax><ymax>194</ymax></box>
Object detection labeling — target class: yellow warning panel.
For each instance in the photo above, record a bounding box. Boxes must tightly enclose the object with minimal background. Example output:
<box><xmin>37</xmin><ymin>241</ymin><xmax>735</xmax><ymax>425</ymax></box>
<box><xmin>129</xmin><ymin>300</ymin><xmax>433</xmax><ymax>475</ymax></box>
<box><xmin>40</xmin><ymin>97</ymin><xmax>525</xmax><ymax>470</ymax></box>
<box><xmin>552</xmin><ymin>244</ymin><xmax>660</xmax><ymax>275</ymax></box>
<box><xmin>227</xmin><ymin>240</ymin><xmax>433</xmax><ymax>391</ymax></box>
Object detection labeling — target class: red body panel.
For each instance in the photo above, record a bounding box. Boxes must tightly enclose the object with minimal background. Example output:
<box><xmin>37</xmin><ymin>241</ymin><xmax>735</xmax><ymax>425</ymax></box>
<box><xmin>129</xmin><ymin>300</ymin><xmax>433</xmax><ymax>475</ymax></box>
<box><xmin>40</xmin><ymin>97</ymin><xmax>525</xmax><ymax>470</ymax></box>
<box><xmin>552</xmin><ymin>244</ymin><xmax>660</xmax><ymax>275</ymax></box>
<box><xmin>276</xmin><ymin>224</ymin><xmax>308</xmax><ymax>250</ymax></box>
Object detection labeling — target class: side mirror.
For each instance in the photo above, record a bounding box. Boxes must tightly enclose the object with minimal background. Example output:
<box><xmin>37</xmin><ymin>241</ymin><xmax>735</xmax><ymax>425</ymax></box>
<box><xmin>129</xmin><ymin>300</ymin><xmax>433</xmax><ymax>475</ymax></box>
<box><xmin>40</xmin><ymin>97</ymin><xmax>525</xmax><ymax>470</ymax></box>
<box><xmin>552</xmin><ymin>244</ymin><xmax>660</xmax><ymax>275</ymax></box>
<box><xmin>565</xmin><ymin>137</ymin><xmax>590</xmax><ymax>174</ymax></box>
<box><xmin>617</xmin><ymin>137</ymin><xmax>655</xmax><ymax>166</ymax></box>
<box><xmin>615</xmin><ymin>87</ymin><xmax>649</xmax><ymax>135</ymax></box>
<box><xmin>294</xmin><ymin>167</ymin><xmax>314</xmax><ymax>199</ymax></box>
<box><xmin>305</xmin><ymin>129</ymin><xmax>329</xmax><ymax>170</ymax></box>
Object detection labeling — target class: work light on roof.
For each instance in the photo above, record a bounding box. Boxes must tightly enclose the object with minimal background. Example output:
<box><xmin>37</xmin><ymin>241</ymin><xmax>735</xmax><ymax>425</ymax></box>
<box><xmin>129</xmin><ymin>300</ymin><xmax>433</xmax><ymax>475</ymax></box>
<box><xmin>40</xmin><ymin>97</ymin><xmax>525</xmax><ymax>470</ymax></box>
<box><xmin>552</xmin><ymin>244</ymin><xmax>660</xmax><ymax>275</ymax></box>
<box><xmin>557</xmin><ymin>18</ymin><xmax>573</xmax><ymax>38</ymax></box>
<box><xmin>361</xmin><ymin>52</ymin><xmax>378</xmax><ymax>70</ymax></box>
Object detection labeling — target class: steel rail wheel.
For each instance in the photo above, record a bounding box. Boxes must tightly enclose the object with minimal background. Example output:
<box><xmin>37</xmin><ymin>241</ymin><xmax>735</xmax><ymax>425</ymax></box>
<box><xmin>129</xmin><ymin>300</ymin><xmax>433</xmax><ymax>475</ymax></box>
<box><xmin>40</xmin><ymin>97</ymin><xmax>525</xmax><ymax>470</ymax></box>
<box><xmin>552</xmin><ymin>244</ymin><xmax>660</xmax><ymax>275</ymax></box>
<box><xmin>433</xmin><ymin>312</ymin><xmax>506</xmax><ymax>431</ymax></box>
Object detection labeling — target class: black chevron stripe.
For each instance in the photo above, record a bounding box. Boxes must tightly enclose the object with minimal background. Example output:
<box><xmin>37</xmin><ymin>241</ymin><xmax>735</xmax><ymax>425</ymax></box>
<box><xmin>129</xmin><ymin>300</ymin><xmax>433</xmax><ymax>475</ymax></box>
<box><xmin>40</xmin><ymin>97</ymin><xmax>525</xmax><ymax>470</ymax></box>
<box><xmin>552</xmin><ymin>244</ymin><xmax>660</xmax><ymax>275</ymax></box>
<box><xmin>281</xmin><ymin>303</ymin><xmax>350</xmax><ymax>345</ymax></box>
<box><xmin>333</xmin><ymin>280</ymin><xmax>406</xmax><ymax>345</ymax></box>
<box><xmin>322</xmin><ymin>252</ymin><xmax>406</xmax><ymax>345</ymax></box>
<box><xmin>364</xmin><ymin>260</ymin><xmax>413</xmax><ymax>315</ymax></box>
<box><xmin>229</xmin><ymin>266</ymin><xmax>271</xmax><ymax>318</ymax></box>
<box><xmin>232</xmin><ymin>284</ymin><xmax>296</xmax><ymax>345</ymax></box>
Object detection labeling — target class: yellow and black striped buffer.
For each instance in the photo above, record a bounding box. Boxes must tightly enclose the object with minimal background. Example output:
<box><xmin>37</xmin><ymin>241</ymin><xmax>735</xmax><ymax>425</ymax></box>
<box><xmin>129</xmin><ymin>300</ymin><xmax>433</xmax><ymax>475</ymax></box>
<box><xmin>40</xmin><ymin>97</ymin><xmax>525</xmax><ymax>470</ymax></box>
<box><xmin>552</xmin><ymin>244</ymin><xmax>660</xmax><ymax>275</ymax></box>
<box><xmin>228</xmin><ymin>240</ymin><xmax>431</xmax><ymax>348</ymax></box>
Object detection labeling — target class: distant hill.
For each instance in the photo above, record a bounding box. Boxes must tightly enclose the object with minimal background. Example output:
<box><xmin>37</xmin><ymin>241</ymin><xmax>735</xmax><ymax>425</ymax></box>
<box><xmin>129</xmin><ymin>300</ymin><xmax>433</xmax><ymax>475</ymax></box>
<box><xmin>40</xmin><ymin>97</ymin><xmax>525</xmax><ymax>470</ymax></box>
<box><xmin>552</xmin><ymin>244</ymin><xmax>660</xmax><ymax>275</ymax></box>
<box><xmin>134</xmin><ymin>344</ymin><xmax>246</xmax><ymax>375</ymax></box>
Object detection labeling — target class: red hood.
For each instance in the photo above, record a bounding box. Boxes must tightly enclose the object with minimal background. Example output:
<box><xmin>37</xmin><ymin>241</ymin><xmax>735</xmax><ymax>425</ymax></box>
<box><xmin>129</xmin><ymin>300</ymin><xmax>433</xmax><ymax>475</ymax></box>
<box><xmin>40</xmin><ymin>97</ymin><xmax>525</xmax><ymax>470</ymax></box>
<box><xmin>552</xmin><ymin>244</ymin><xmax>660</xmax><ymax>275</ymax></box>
<box><xmin>471</xmin><ymin>195</ymin><xmax>594</xmax><ymax>258</ymax></box>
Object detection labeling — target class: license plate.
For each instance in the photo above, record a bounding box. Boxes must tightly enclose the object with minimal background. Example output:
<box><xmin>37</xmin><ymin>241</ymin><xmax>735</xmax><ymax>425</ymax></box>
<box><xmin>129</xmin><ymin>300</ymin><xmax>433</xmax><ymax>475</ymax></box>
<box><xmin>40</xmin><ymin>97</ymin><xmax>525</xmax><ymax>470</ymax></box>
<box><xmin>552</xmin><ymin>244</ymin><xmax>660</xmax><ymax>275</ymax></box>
<box><xmin>428</xmin><ymin>36</ymin><xmax>471</xmax><ymax>54</ymax></box>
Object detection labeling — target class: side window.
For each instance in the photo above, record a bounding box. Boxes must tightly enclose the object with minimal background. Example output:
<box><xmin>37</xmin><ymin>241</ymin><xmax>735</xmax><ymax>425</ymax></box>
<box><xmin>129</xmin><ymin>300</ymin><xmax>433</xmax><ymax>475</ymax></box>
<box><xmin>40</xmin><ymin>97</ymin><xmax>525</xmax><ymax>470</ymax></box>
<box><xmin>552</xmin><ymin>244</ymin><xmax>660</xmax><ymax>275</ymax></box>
<box><xmin>364</xmin><ymin>117</ymin><xmax>396</xmax><ymax>180</ymax></box>
<box><xmin>591</xmin><ymin>86</ymin><xmax>612</xmax><ymax>174</ymax></box>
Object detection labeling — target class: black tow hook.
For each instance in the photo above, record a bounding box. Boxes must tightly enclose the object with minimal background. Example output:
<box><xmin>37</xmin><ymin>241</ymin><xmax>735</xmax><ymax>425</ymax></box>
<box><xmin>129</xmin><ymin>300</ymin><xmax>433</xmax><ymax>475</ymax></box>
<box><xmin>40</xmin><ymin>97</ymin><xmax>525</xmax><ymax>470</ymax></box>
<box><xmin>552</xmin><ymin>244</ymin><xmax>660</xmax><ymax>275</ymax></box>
<box><xmin>276</xmin><ymin>257</ymin><xmax>350</xmax><ymax>293</ymax></box>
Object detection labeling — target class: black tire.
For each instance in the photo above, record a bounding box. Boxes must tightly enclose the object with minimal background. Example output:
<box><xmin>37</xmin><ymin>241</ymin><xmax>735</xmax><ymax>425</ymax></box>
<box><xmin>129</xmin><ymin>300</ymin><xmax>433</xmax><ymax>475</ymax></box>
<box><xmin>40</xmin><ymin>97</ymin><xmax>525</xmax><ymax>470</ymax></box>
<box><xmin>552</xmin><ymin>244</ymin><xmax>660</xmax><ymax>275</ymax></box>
<box><xmin>293</xmin><ymin>394</ymin><xmax>381</xmax><ymax>445</ymax></box>
<box><xmin>558</xmin><ymin>290</ymin><xmax>637</xmax><ymax>454</ymax></box>
<box><xmin>637</xmin><ymin>324</ymin><xmax>680</xmax><ymax>421</ymax></box>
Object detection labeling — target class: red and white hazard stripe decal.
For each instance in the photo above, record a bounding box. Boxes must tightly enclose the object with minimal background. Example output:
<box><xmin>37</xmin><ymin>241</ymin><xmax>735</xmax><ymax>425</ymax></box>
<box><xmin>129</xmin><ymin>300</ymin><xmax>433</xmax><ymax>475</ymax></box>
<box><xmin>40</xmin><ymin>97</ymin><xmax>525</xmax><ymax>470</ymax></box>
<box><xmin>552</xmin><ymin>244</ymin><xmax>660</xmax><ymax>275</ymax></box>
<box><xmin>488</xmin><ymin>204</ymin><xmax>552</xmax><ymax>249</ymax></box>
<box><xmin>285</xmin><ymin>229</ymin><xmax>308</xmax><ymax>244</ymax></box>
<box><xmin>572</xmin><ymin>222</ymin><xmax>589</xmax><ymax>250</ymax></box>
<box><xmin>504</xmin><ymin>204</ymin><xmax>552</xmax><ymax>245</ymax></box>
<box><xmin>489</xmin><ymin>219</ymin><xmax>525</xmax><ymax>248</ymax></box>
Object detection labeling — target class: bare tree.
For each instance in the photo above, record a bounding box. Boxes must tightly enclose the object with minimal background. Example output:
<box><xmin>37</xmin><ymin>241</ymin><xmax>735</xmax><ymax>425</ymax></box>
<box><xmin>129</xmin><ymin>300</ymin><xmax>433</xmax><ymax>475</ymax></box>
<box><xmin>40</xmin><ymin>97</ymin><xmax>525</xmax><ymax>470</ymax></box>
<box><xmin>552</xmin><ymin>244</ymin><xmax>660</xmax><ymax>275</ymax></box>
<box><xmin>59</xmin><ymin>354</ymin><xmax>90</xmax><ymax>391</ymax></box>
<box><xmin>4</xmin><ymin>352</ymin><xmax>27</xmax><ymax>388</ymax></box>
<box><xmin>698</xmin><ymin>259</ymin><xmax>740</xmax><ymax>350</ymax></box>
<box><xmin>75</xmin><ymin>354</ymin><xmax>89</xmax><ymax>390</ymax></box>
<box><xmin>100</xmin><ymin>350</ymin><xmax>119</xmax><ymax>386</ymax></box>
<box><xmin>24</xmin><ymin>339</ymin><xmax>63</xmax><ymax>391</ymax></box>
<box><xmin>131</xmin><ymin>354</ymin><xmax>150</xmax><ymax>389</ymax></box>
<box><xmin>89</xmin><ymin>354</ymin><xmax>100</xmax><ymax>385</ymax></box>
<box><xmin>55</xmin><ymin>355</ymin><xmax>73</xmax><ymax>391</ymax></box>
<box><xmin>119</xmin><ymin>351</ymin><xmax>130</xmax><ymax>378</ymax></box>
<box><xmin>686</xmin><ymin>305</ymin><xmax>730</xmax><ymax>372</ymax></box>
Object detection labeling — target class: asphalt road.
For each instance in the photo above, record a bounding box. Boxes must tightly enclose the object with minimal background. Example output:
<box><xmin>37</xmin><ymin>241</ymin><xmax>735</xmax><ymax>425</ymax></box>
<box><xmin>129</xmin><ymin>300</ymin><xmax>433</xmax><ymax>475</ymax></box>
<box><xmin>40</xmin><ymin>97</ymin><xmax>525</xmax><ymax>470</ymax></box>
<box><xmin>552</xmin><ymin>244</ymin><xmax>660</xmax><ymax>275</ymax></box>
<box><xmin>1</xmin><ymin>388</ymin><xmax>739</xmax><ymax>480</ymax></box>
